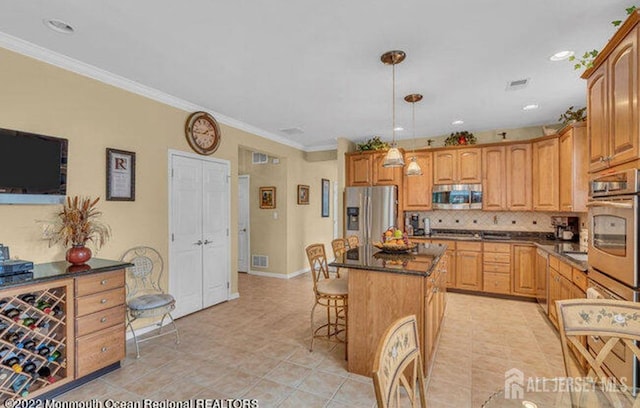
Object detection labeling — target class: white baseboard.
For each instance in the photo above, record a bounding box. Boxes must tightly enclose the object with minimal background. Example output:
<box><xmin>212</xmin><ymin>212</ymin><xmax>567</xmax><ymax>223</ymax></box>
<box><xmin>249</xmin><ymin>267</ymin><xmax>310</xmax><ymax>279</ymax></box>
<box><xmin>228</xmin><ymin>292</ymin><xmax>240</xmax><ymax>300</ymax></box>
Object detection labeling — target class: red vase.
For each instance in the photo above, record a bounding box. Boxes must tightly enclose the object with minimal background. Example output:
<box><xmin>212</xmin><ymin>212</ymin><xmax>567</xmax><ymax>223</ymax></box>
<box><xmin>66</xmin><ymin>245</ymin><xmax>92</xmax><ymax>265</ymax></box>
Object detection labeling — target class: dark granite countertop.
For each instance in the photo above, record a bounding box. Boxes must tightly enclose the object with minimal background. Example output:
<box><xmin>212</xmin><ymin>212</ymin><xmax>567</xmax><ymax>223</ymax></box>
<box><xmin>0</xmin><ymin>258</ymin><xmax>132</xmax><ymax>290</ymax></box>
<box><xmin>407</xmin><ymin>229</ymin><xmax>588</xmax><ymax>271</ymax></box>
<box><xmin>330</xmin><ymin>243</ymin><xmax>446</xmax><ymax>276</ymax></box>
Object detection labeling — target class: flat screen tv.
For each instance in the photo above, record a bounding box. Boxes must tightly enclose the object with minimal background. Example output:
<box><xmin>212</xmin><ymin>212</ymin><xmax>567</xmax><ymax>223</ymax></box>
<box><xmin>0</xmin><ymin>127</ymin><xmax>68</xmax><ymax>204</ymax></box>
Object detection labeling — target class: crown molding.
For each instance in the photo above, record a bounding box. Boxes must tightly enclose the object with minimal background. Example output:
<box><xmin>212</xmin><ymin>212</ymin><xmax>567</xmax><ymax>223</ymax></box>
<box><xmin>0</xmin><ymin>31</ymin><xmax>307</xmax><ymax>151</ymax></box>
<box><xmin>304</xmin><ymin>143</ymin><xmax>338</xmax><ymax>152</ymax></box>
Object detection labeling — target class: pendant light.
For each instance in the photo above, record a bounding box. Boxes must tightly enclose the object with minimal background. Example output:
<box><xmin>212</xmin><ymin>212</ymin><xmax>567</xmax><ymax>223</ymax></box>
<box><xmin>404</xmin><ymin>93</ymin><xmax>423</xmax><ymax>176</ymax></box>
<box><xmin>381</xmin><ymin>50</ymin><xmax>406</xmax><ymax>168</ymax></box>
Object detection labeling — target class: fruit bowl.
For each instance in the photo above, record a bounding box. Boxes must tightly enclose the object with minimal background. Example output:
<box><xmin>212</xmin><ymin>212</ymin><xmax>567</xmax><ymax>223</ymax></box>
<box><xmin>373</xmin><ymin>241</ymin><xmax>417</xmax><ymax>254</ymax></box>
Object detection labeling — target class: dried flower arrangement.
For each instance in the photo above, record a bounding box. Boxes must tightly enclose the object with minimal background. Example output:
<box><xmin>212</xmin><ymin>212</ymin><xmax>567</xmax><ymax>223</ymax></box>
<box><xmin>356</xmin><ymin>136</ymin><xmax>390</xmax><ymax>151</ymax></box>
<box><xmin>444</xmin><ymin>131</ymin><xmax>477</xmax><ymax>146</ymax></box>
<box><xmin>49</xmin><ymin>196</ymin><xmax>111</xmax><ymax>249</ymax></box>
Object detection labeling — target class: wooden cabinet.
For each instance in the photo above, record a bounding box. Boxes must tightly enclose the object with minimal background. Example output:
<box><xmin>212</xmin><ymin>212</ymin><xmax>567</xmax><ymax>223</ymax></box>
<box><xmin>559</xmin><ymin>124</ymin><xmax>589</xmax><ymax>212</ymax></box>
<box><xmin>483</xmin><ymin>242</ymin><xmax>511</xmax><ymax>295</ymax></box>
<box><xmin>347</xmin><ymin>154</ymin><xmax>372</xmax><ymax>186</ymax></box>
<box><xmin>512</xmin><ymin>244</ymin><xmax>536</xmax><ymax>297</ymax></box>
<box><xmin>403</xmin><ymin>150</ymin><xmax>433</xmax><ymax>210</ymax></box>
<box><xmin>346</xmin><ymin>150</ymin><xmax>402</xmax><ymax>187</ymax></box>
<box><xmin>482</xmin><ymin>146</ymin><xmax>506</xmax><ymax>210</ymax></box>
<box><xmin>74</xmin><ymin>270</ymin><xmax>126</xmax><ymax>378</ymax></box>
<box><xmin>424</xmin><ymin>261</ymin><xmax>445</xmax><ymax>371</ymax></box>
<box><xmin>505</xmin><ymin>143</ymin><xmax>533</xmax><ymax>211</ymax></box>
<box><xmin>483</xmin><ymin>144</ymin><xmax>533</xmax><ymax>211</ymax></box>
<box><xmin>433</xmin><ymin>148</ymin><xmax>481</xmax><ymax>185</ymax></box>
<box><xmin>532</xmin><ymin>137</ymin><xmax>560</xmax><ymax>211</ymax></box>
<box><xmin>430</xmin><ymin>240</ymin><xmax>456</xmax><ymax>288</ymax></box>
<box><xmin>456</xmin><ymin>241</ymin><xmax>482</xmax><ymax>291</ymax></box>
<box><xmin>548</xmin><ymin>256</ymin><xmax>578</xmax><ymax>329</ymax></box>
<box><xmin>585</xmin><ymin>15</ymin><xmax>640</xmax><ymax>172</ymax></box>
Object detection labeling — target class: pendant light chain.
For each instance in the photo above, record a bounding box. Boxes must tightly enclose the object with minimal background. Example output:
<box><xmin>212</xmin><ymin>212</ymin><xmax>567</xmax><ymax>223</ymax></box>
<box><xmin>392</xmin><ymin>62</ymin><xmax>396</xmax><ymax>146</ymax></box>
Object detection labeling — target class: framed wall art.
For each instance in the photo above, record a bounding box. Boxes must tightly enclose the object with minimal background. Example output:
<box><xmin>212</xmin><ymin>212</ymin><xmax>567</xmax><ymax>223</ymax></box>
<box><xmin>297</xmin><ymin>185</ymin><xmax>310</xmax><ymax>205</ymax></box>
<box><xmin>260</xmin><ymin>186</ymin><xmax>276</xmax><ymax>209</ymax></box>
<box><xmin>106</xmin><ymin>148</ymin><xmax>136</xmax><ymax>201</ymax></box>
<box><xmin>321</xmin><ymin>179</ymin><xmax>330</xmax><ymax>217</ymax></box>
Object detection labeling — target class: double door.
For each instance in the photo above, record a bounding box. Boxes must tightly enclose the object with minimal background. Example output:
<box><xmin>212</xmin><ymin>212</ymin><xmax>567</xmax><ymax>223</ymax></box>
<box><xmin>170</xmin><ymin>153</ymin><xmax>230</xmax><ymax>318</ymax></box>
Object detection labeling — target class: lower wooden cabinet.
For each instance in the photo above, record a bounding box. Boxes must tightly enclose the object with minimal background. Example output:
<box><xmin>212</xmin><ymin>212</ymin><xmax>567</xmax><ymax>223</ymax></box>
<box><xmin>483</xmin><ymin>242</ymin><xmax>511</xmax><ymax>295</ymax></box>
<box><xmin>512</xmin><ymin>245</ymin><xmax>536</xmax><ymax>297</ymax></box>
<box><xmin>74</xmin><ymin>270</ymin><xmax>126</xmax><ymax>378</ymax></box>
<box><xmin>456</xmin><ymin>242</ymin><xmax>483</xmax><ymax>291</ymax></box>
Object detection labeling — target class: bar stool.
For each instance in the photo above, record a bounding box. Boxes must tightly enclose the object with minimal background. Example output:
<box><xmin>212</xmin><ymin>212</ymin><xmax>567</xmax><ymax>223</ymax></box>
<box><xmin>331</xmin><ymin>238</ymin><xmax>348</xmax><ymax>278</ymax></box>
<box><xmin>305</xmin><ymin>243</ymin><xmax>348</xmax><ymax>354</ymax></box>
<box><xmin>347</xmin><ymin>235</ymin><xmax>360</xmax><ymax>249</ymax></box>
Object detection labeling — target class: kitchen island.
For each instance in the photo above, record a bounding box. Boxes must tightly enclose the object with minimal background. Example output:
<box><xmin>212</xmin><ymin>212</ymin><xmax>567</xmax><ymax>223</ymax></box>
<box><xmin>331</xmin><ymin>243</ymin><xmax>447</xmax><ymax>377</ymax></box>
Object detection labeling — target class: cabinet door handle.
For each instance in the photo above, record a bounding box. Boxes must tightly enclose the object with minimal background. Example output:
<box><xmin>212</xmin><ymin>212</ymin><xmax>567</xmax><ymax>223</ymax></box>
<box><xmin>100</xmin><ymin>299</ymin><xmax>107</xmax><ymax>304</ymax></box>
<box><xmin>203</xmin><ymin>240</ymin><xmax>212</xmax><ymax>245</ymax></box>
<box><xmin>100</xmin><ymin>317</ymin><xmax>107</xmax><ymax>323</ymax></box>
<box><xmin>101</xmin><ymin>347</ymin><xmax>108</xmax><ymax>353</ymax></box>
<box><xmin>194</xmin><ymin>240</ymin><xmax>203</xmax><ymax>246</ymax></box>
<box><xmin>100</xmin><ymin>280</ymin><xmax>107</xmax><ymax>285</ymax></box>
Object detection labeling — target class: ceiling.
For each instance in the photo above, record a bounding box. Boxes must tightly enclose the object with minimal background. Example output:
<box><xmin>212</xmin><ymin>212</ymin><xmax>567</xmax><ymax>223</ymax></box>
<box><xmin>0</xmin><ymin>0</ymin><xmax>630</xmax><ymax>151</ymax></box>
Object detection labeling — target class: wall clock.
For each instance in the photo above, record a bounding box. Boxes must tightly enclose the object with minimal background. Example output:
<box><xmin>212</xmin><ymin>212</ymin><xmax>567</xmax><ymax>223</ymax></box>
<box><xmin>185</xmin><ymin>111</ymin><xmax>221</xmax><ymax>155</ymax></box>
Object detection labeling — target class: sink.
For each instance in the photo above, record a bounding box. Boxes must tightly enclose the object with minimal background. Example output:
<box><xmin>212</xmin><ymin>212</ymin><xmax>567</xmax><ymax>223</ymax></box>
<box><xmin>565</xmin><ymin>253</ymin><xmax>588</xmax><ymax>262</ymax></box>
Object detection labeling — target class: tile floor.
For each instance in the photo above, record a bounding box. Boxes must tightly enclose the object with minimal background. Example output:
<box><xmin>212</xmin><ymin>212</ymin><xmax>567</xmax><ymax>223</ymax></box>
<box><xmin>57</xmin><ymin>273</ymin><xmax>566</xmax><ymax>407</ymax></box>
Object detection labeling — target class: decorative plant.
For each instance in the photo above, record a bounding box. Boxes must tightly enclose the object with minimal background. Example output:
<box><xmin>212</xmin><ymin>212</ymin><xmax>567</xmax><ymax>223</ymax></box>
<box><xmin>558</xmin><ymin>106</ymin><xmax>587</xmax><ymax>125</ymax></box>
<box><xmin>356</xmin><ymin>136</ymin><xmax>390</xmax><ymax>151</ymax></box>
<box><xmin>444</xmin><ymin>131</ymin><xmax>476</xmax><ymax>146</ymax></box>
<box><xmin>48</xmin><ymin>196</ymin><xmax>111</xmax><ymax>248</ymax></box>
<box><xmin>570</xmin><ymin>6</ymin><xmax>638</xmax><ymax>70</ymax></box>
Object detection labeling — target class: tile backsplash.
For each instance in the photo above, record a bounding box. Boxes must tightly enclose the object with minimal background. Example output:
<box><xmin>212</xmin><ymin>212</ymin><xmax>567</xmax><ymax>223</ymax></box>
<box><xmin>405</xmin><ymin>210</ymin><xmax>587</xmax><ymax>233</ymax></box>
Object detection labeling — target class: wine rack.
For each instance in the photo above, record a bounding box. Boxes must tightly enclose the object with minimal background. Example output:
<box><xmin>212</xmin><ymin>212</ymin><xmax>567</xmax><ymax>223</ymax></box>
<box><xmin>0</xmin><ymin>279</ymin><xmax>74</xmax><ymax>400</ymax></box>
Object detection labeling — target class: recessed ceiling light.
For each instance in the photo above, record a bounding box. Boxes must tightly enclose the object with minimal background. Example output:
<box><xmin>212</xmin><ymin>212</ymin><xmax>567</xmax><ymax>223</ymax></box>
<box><xmin>394</xmin><ymin>126</ymin><xmax>404</xmax><ymax>131</ymax></box>
<box><xmin>549</xmin><ymin>50</ymin><xmax>574</xmax><ymax>61</ymax></box>
<box><xmin>452</xmin><ymin>120</ymin><xmax>464</xmax><ymax>125</ymax></box>
<box><xmin>522</xmin><ymin>104</ymin><xmax>539</xmax><ymax>111</ymax></box>
<box><xmin>43</xmin><ymin>19</ymin><xmax>75</xmax><ymax>34</ymax></box>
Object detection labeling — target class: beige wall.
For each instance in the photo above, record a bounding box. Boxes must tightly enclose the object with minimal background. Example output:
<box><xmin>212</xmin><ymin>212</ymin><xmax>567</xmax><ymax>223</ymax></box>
<box><xmin>0</xmin><ymin>47</ymin><xmax>335</xmax><ymax>294</ymax></box>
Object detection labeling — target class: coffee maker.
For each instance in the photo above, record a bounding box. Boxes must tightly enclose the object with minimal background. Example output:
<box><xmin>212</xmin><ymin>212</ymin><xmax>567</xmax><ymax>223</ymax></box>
<box><xmin>551</xmin><ymin>216</ymin><xmax>579</xmax><ymax>241</ymax></box>
<box><xmin>410</xmin><ymin>214</ymin><xmax>424</xmax><ymax>236</ymax></box>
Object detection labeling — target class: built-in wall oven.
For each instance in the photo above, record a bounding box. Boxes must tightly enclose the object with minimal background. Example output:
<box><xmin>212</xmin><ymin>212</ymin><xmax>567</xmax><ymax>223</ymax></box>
<box><xmin>588</xmin><ymin>169</ymin><xmax>640</xmax><ymax>288</ymax></box>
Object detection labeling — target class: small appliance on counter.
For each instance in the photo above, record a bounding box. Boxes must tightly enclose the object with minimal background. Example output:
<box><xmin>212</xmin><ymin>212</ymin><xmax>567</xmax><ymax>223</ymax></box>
<box><xmin>551</xmin><ymin>216</ymin><xmax>579</xmax><ymax>242</ymax></box>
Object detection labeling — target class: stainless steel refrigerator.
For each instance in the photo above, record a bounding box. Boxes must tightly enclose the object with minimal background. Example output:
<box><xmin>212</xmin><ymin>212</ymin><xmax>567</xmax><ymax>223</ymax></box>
<box><xmin>345</xmin><ymin>186</ymin><xmax>398</xmax><ymax>245</ymax></box>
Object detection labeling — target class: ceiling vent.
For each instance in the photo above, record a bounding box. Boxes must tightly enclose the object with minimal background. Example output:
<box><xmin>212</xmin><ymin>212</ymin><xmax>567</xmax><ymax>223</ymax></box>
<box><xmin>280</xmin><ymin>127</ymin><xmax>304</xmax><ymax>136</ymax></box>
<box><xmin>506</xmin><ymin>78</ymin><xmax>529</xmax><ymax>91</ymax></box>
<box><xmin>252</xmin><ymin>152</ymin><xmax>268</xmax><ymax>164</ymax></box>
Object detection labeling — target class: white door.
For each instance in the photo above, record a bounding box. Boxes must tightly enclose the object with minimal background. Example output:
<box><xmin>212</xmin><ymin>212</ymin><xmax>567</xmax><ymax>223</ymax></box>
<box><xmin>170</xmin><ymin>151</ymin><xmax>230</xmax><ymax>318</ymax></box>
<box><xmin>237</xmin><ymin>175</ymin><xmax>250</xmax><ymax>273</ymax></box>
<box><xmin>171</xmin><ymin>155</ymin><xmax>204</xmax><ymax>317</ymax></box>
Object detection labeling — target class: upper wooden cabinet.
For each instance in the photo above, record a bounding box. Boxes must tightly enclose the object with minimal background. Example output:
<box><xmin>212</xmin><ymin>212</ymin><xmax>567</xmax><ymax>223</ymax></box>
<box><xmin>532</xmin><ymin>137</ymin><xmax>560</xmax><ymax>211</ymax></box>
<box><xmin>346</xmin><ymin>150</ymin><xmax>402</xmax><ymax>187</ymax></box>
<box><xmin>433</xmin><ymin>148</ymin><xmax>481</xmax><ymax>185</ymax></box>
<box><xmin>481</xmin><ymin>146</ymin><xmax>506</xmax><ymax>210</ymax></box>
<box><xmin>584</xmin><ymin>15</ymin><xmax>640</xmax><ymax>172</ymax></box>
<box><xmin>559</xmin><ymin>124</ymin><xmax>589</xmax><ymax>212</ymax></box>
<box><xmin>403</xmin><ymin>150</ymin><xmax>433</xmax><ymax>210</ymax></box>
<box><xmin>505</xmin><ymin>143</ymin><xmax>532</xmax><ymax>211</ymax></box>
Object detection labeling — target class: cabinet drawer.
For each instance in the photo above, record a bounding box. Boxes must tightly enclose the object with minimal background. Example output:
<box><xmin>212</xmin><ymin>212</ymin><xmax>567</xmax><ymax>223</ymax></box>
<box><xmin>558</xmin><ymin>261</ymin><xmax>572</xmax><ymax>280</ymax></box>
<box><xmin>572</xmin><ymin>269</ymin><xmax>588</xmax><ymax>292</ymax></box>
<box><xmin>483</xmin><ymin>253</ymin><xmax>511</xmax><ymax>264</ymax></box>
<box><xmin>76</xmin><ymin>287</ymin><xmax>125</xmax><ymax>317</ymax></box>
<box><xmin>457</xmin><ymin>241</ymin><xmax>482</xmax><ymax>252</ymax></box>
<box><xmin>429</xmin><ymin>240</ymin><xmax>455</xmax><ymax>250</ymax></box>
<box><xmin>76</xmin><ymin>270</ymin><xmax>125</xmax><ymax>296</ymax></box>
<box><xmin>483</xmin><ymin>243</ymin><xmax>511</xmax><ymax>253</ymax></box>
<box><xmin>483</xmin><ymin>272</ymin><xmax>511</xmax><ymax>294</ymax></box>
<box><xmin>76</xmin><ymin>324</ymin><xmax>125</xmax><ymax>378</ymax></box>
<box><xmin>483</xmin><ymin>262</ymin><xmax>511</xmax><ymax>274</ymax></box>
<box><xmin>549</xmin><ymin>256</ymin><xmax>560</xmax><ymax>271</ymax></box>
<box><xmin>76</xmin><ymin>304</ymin><xmax>126</xmax><ymax>337</ymax></box>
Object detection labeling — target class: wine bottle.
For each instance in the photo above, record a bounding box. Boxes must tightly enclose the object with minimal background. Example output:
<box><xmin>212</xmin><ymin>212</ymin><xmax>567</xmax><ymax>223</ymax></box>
<box><xmin>11</xmin><ymin>374</ymin><xmax>30</xmax><ymax>397</ymax></box>
<box><xmin>18</xmin><ymin>294</ymin><xmax>36</xmax><ymax>305</ymax></box>
<box><xmin>4</xmin><ymin>353</ymin><xmax>26</xmax><ymax>372</ymax></box>
<box><xmin>36</xmin><ymin>345</ymin><xmax>51</xmax><ymax>357</ymax></box>
<box><xmin>21</xmin><ymin>317</ymin><xmax>37</xmax><ymax>330</ymax></box>
<box><xmin>3</xmin><ymin>308</ymin><xmax>22</xmax><ymax>320</ymax></box>
<box><xmin>47</xmin><ymin>350</ymin><xmax>61</xmax><ymax>362</ymax></box>
<box><xmin>35</xmin><ymin>301</ymin><xmax>52</xmax><ymax>315</ymax></box>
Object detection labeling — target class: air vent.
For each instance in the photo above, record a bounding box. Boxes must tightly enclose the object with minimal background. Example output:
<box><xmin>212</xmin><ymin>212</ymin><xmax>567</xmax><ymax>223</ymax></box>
<box><xmin>506</xmin><ymin>78</ymin><xmax>529</xmax><ymax>91</ymax></box>
<box><xmin>252</xmin><ymin>152</ymin><xmax>268</xmax><ymax>164</ymax></box>
<box><xmin>280</xmin><ymin>127</ymin><xmax>304</xmax><ymax>136</ymax></box>
<box><xmin>252</xmin><ymin>255</ymin><xmax>269</xmax><ymax>268</ymax></box>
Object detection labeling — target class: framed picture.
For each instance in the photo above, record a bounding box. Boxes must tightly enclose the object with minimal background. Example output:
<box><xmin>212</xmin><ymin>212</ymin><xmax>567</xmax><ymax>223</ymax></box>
<box><xmin>297</xmin><ymin>185</ymin><xmax>310</xmax><ymax>205</ymax></box>
<box><xmin>106</xmin><ymin>148</ymin><xmax>136</xmax><ymax>201</ymax></box>
<box><xmin>260</xmin><ymin>186</ymin><xmax>276</xmax><ymax>209</ymax></box>
<box><xmin>321</xmin><ymin>179</ymin><xmax>330</xmax><ymax>217</ymax></box>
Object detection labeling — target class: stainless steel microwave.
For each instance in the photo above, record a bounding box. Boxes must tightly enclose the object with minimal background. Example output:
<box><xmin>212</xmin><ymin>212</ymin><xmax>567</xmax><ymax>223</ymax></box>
<box><xmin>432</xmin><ymin>184</ymin><xmax>482</xmax><ymax>210</ymax></box>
